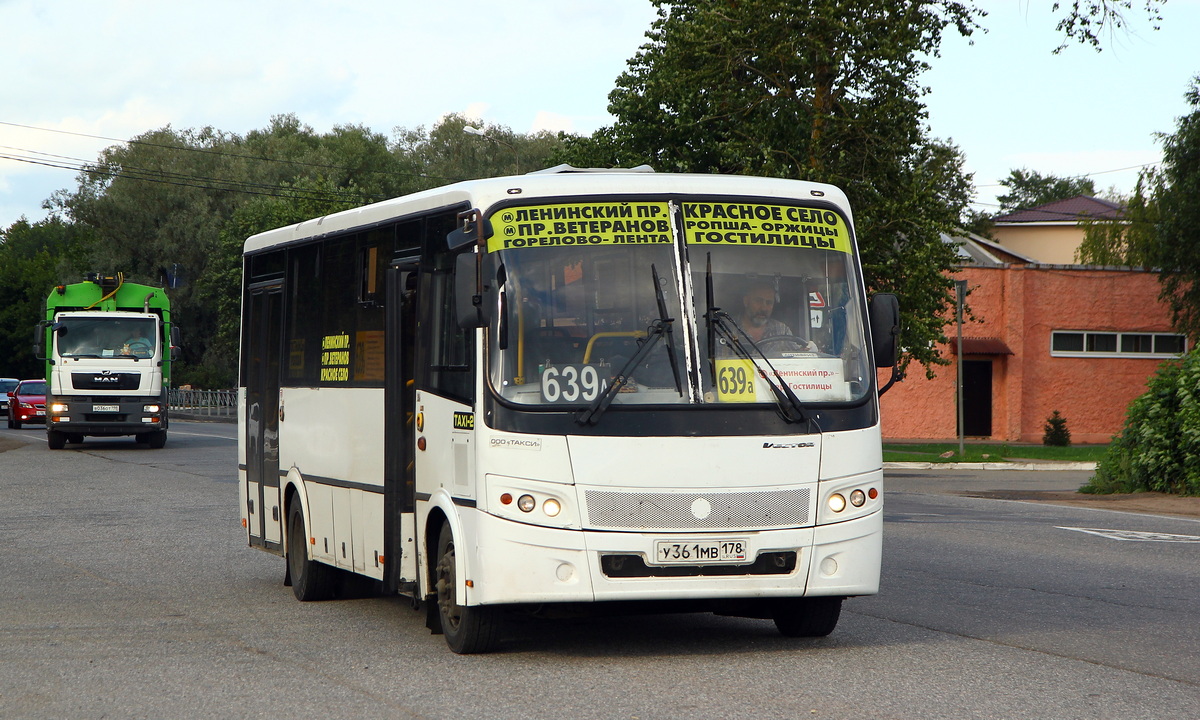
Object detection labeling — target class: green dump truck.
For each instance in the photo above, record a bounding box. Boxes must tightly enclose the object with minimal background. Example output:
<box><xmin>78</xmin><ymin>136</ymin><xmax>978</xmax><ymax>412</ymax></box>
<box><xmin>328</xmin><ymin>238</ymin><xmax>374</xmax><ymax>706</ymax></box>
<box><xmin>35</xmin><ymin>273</ymin><xmax>179</xmax><ymax>449</ymax></box>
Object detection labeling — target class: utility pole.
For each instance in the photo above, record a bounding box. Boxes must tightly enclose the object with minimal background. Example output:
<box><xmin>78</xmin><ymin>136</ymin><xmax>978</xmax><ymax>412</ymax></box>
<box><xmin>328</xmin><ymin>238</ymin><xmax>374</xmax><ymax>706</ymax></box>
<box><xmin>955</xmin><ymin>278</ymin><xmax>968</xmax><ymax>457</ymax></box>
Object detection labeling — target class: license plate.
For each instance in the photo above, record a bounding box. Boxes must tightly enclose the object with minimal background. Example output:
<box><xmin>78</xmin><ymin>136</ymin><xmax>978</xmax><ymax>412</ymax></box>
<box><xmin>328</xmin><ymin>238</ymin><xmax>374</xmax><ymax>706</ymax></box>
<box><xmin>35</xmin><ymin>410</ymin><xmax>45</xmax><ymax>416</ymax></box>
<box><xmin>653</xmin><ymin>539</ymin><xmax>749</xmax><ymax>565</ymax></box>
<box><xmin>92</xmin><ymin>404</ymin><xmax>119</xmax><ymax>412</ymax></box>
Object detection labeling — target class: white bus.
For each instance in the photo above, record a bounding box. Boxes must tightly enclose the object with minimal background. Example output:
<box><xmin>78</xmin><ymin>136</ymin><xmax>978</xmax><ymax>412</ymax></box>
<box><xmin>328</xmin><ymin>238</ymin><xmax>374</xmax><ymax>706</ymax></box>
<box><xmin>238</xmin><ymin>167</ymin><xmax>899</xmax><ymax>653</ymax></box>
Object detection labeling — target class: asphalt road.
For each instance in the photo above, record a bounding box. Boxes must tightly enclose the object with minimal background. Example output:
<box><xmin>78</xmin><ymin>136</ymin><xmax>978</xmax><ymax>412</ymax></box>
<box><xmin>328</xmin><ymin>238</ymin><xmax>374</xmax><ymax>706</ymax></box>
<box><xmin>0</xmin><ymin>423</ymin><xmax>1197</xmax><ymax>719</ymax></box>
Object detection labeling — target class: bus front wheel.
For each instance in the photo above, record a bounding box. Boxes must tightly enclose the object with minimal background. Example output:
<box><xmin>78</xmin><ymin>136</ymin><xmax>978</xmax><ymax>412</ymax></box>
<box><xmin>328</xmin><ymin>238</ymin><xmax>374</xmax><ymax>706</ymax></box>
<box><xmin>434</xmin><ymin>524</ymin><xmax>501</xmax><ymax>654</ymax></box>
<box><xmin>287</xmin><ymin>502</ymin><xmax>335</xmax><ymax>601</ymax></box>
<box><xmin>773</xmin><ymin>596</ymin><xmax>843</xmax><ymax>637</ymax></box>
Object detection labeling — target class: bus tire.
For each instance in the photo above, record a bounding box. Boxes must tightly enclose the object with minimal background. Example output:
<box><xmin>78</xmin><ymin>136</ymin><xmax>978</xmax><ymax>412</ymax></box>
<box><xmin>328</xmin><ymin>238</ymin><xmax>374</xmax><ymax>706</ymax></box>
<box><xmin>435</xmin><ymin>523</ymin><xmax>501</xmax><ymax>654</ymax></box>
<box><xmin>47</xmin><ymin>431</ymin><xmax>66</xmax><ymax>450</ymax></box>
<box><xmin>287</xmin><ymin>502</ymin><xmax>335</xmax><ymax>601</ymax></box>
<box><xmin>773</xmin><ymin>596</ymin><xmax>843</xmax><ymax>638</ymax></box>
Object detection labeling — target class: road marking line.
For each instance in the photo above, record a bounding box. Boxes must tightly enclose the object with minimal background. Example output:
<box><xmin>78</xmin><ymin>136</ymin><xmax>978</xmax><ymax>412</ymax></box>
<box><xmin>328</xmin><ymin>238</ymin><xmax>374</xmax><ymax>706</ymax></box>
<box><xmin>1058</xmin><ymin>526</ymin><xmax>1200</xmax><ymax>543</ymax></box>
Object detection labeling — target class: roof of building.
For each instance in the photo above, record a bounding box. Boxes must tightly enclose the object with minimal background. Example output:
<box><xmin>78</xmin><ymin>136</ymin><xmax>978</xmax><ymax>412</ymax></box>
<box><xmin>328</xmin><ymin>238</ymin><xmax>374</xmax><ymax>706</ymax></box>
<box><xmin>943</xmin><ymin>231</ymin><xmax>1038</xmax><ymax>266</ymax></box>
<box><xmin>994</xmin><ymin>195</ymin><xmax>1124</xmax><ymax>224</ymax></box>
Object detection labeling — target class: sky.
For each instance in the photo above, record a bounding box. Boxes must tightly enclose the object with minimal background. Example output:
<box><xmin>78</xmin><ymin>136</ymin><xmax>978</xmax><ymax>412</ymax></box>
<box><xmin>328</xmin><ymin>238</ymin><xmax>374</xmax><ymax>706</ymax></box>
<box><xmin>2</xmin><ymin>0</ymin><xmax>1198</xmax><ymax>230</ymax></box>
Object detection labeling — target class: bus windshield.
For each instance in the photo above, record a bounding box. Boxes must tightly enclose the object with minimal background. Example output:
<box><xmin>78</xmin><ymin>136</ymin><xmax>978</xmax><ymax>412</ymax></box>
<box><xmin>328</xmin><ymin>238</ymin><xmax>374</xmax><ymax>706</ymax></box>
<box><xmin>486</xmin><ymin>198</ymin><xmax>871</xmax><ymax>409</ymax></box>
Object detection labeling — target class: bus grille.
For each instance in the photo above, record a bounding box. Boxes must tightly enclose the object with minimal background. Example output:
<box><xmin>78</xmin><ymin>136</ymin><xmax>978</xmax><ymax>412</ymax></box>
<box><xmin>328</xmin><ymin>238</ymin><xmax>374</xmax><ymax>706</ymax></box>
<box><xmin>583</xmin><ymin>488</ymin><xmax>811</xmax><ymax>531</ymax></box>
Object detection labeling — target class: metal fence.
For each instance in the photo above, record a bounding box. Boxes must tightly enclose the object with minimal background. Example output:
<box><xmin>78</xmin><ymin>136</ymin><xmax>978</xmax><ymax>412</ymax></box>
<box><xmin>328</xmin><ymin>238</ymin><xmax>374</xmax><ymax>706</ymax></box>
<box><xmin>169</xmin><ymin>388</ymin><xmax>237</xmax><ymax>420</ymax></box>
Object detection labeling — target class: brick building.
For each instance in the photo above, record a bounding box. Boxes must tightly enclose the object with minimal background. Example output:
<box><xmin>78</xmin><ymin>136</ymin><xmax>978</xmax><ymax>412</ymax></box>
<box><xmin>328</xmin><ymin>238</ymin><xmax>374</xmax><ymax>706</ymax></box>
<box><xmin>879</xmin><ymin>233</ymin><xmax>1187</xmax><ymax>444</ymax></box>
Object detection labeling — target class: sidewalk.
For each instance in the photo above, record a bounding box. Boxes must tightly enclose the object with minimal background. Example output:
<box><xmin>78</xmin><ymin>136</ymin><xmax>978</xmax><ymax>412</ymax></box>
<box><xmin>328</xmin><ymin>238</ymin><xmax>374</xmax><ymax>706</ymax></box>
<box><xmin>884</xmin><ymin>460</ymin><xmax>1096</xmax><ymax>471</ymax></box>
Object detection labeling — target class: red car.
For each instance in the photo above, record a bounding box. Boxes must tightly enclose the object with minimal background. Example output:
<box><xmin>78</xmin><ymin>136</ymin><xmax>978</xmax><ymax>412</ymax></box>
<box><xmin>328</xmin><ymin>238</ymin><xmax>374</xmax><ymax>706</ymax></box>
<box><xmin>7</xmin><ymin>379</ymin><xmax>47</xmax><ymax>429</ymax></box>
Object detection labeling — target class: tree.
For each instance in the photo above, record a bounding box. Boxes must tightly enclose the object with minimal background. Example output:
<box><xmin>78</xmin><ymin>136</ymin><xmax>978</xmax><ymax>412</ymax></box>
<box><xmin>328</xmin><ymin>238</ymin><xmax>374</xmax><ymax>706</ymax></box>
<box><xmin>1076</xmin><ymin>171</ymin><xmax>1158</xmax><ymax>266</ymax></box>
<box><xmin>1050</xmin><ymin>0</ymin><xmax>1167</xmax><ymax>53</ymax></box>
<box><xmin>394</xmin><ymin>113</ymin><xmax>566</xmax><ymax>185</ymax></box>
<box><xmin>1150</xmin><ymin>75</ymin><xmax>1200</xmax><ymax>339</ymax></box>
<box><xmin>1075</xmin><ymin>75</ymin><xmax>1200</xmax><ymax>337</ymax></box>
<box><xmin>0</xmin><ymin>217</ymin><xmax>91</xmax><ymax>379</ymax></box>
<box><xmin>556</xmin><ymin>0</ymin><xmax>981</xmax><ymax>373</ymax></box>
<box><xmin>996</xmin><ymin>169</ymin><xmax>1097</xmax><ymax>213</ymax></box>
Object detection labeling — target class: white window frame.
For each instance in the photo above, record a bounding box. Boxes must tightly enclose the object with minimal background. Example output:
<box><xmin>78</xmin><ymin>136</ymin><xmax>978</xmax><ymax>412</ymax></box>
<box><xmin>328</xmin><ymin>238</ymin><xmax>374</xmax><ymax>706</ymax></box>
<box><xmin>1050</xmin><ymin>330</ymin><xmax>1188</xmax><ymax>359</ymax></box>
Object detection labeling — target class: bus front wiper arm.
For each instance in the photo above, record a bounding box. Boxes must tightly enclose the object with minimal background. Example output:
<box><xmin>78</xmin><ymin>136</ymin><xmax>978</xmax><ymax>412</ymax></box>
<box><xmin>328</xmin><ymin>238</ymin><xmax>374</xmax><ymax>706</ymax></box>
<box><xmin>575</xmin><ymin>318</ymin><xmax>671</xmax><ymax>426</ymax></box>
<box><xmin>702</xmin><ymin>258</ymin><xmax>806</xmax><ymax>424</ymax></box>
<box><xmin>577</xmin><ymin>264</ymin><xmax>679</xmax><ymax>425</ymax></box>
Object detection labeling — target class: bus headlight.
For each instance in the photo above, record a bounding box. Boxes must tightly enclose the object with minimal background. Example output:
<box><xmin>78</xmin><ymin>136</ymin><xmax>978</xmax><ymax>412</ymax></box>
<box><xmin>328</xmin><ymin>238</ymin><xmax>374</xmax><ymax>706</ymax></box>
<box><xmin>485</xmin><ymin>474</ymin><xmax>579</xmax><ymax>529</ymax></box>
<box><xmin>817</xmin><ymin>472</ymin><xmax>883</xmax><ymax>525</ymax></box>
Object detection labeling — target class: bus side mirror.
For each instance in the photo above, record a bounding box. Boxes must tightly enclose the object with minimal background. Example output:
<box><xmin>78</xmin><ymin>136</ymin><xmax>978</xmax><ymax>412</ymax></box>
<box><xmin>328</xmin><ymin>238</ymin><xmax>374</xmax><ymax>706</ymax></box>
<box><xmin>455</xmin><ymin>252</ymin><xmax>488</xmax><ymax>329</ymax></box>
<box><xmin>869</xmin><ymin>293</ymin><xmax>899</xmax><ymax>369</ymax></box>
<box><xmin>446</xmin><ymin>216</ymin><xmax>492</xmax><ymax>250</ymax></box>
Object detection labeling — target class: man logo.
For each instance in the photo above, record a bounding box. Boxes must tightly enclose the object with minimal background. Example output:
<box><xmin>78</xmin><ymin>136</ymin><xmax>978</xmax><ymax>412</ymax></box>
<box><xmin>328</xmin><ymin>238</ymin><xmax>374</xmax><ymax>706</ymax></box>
<box><xmin>93</xmin><ymin>375</ymin><xmax>120</xmax><ymax>383</ymax></box>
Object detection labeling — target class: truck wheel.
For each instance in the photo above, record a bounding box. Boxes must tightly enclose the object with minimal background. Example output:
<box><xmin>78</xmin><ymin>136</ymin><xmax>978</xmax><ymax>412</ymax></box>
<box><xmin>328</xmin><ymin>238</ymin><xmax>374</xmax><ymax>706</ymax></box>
<box><xmin>146</xmin><ymin>430</ymin><xmax>167</xmax><ymax>449</ymax></box>
<box><xmin>773</xmin><ymin>597</ymin><xmax>843</xmax><ymax>637</ymax></box>
<box><xmin>286</xmin><ymin>502</ymin><xmax>335</xmax><ymax>601</ymax></box>
<box><xmin>434</xmin><ymin>523</ymin><xmax>501</xmax><ymax>654</ymax></box>
<box><xmin>47</xmin><ymin>431</ymin><xmax>66</xmax><ymax>450</ymax></box>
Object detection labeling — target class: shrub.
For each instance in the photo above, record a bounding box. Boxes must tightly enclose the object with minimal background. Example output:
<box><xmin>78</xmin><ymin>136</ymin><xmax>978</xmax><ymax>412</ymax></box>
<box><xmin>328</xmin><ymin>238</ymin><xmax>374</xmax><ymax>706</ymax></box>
<box><xmin>1042</xmin><ymin>410</ymin><xmax>1071</xmax><ymax>446</ymax></box>
<box><xmin>1085</xmin><ymin>350</ymin><xmax>1200</xmax><ymax>496</ymax></box>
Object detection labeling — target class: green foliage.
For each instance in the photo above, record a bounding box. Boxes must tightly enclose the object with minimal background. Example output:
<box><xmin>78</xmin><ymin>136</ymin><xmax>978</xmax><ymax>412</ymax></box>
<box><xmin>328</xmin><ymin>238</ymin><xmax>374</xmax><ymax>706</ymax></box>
<box><xmin>557</xmin><ymin>0</ymin><xmax>981</xmax><ymax>374</ymax></box>
<box><xmin>1050</xmin><ymin>1</ymin><xmax>1166</xmax><ymax>53</ymax></box>
<box><xmin>1042</xmin><ymin>410</ymin><xmax>1072</xmax><ymax>446</ymax></box>
<box><xmin>18</xmin><ymin>113</ymin><xmax>563</xmax><ymax>388</ymax></box>
<box><xmin>996</xmin><ymin>168</ymin><xmax>1097</xmax><ymax>213</ymax></box>
<box><xmin>1076</xmin><ymin>171</ymin><xmax>1159</xmax><ymax>266</ymax></box>
<box><xmin>0</xmin><ymin>217</ymin><xmax>91</xmax><ymax>379</ymax></box>
<box><xmin>1151</xmin><ymin>75</ymin><xmax>1200</xmax><ymax>340</ymax></box>
<box><xmin>1087</xmin><ymin>349</ymin><xmax>1200</xmax><ymax>496</ymax></box>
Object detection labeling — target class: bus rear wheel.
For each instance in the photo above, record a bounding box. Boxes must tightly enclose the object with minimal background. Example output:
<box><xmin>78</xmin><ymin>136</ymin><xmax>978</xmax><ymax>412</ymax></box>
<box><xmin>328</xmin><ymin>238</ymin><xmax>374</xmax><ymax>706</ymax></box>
<box><xmin>773</xmin><ymin>596</ymin><xmax>843</xmax><ymax>637</ymax></box>
<box><xmin>287</xmin><ymin>502</ymin><xmax>336</xmax><ymax>601</ymax></box>
<box><xmin>434</xmin><ymin>524</ymin><xmax>500</xmax><ymax>654</ymax></box>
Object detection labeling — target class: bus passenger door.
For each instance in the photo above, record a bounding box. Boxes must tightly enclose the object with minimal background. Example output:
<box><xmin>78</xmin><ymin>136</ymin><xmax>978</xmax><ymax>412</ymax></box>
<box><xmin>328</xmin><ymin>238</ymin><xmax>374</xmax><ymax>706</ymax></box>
<box><xmin>383</xmin><ymin>261</ymin><xmax>419</xmax><ymax>591</ymax></box>
<box><xmin>245</xmin><ymin>283</ymin><xmax>284</xmax><ymax>550</ymax></box>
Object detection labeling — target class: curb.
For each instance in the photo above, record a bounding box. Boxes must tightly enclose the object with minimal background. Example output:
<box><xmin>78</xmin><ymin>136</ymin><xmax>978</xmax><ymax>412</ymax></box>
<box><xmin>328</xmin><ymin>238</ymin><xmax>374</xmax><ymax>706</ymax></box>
<box><xmin>885</xmin><ymin>461</ymin><xmax>1096</xmax><ymax>471</ymax></box>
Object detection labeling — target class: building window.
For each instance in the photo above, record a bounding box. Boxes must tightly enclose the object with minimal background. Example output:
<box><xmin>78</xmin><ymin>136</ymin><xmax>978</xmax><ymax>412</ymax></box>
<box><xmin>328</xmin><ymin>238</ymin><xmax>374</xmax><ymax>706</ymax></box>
<box><xmin>1051</xmin><ymin>331</ymin><xmax>1188</xmax><ymax>358</ymax></box>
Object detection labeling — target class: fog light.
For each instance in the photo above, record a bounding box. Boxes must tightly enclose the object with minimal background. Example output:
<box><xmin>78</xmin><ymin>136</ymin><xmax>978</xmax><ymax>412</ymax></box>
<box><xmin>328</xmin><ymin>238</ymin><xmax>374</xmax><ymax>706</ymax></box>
<box><xmin>543</xmin><ymin>498</ymin><xmax>561</xmax><ymax>517</ymax></box>
<box><xmin>517</xmin><ymin>494</ymin><xmax>536</xmax><ymax>513</ymax></box>
<box><xmin>828</xmin><ymin>493</ymin><xmax>847</xmax><ymax>513</ymax></box>
<box><xmin>850</xmin><ymin>489</ymin><xmax>866</xmax><ymax>507</ymax></box>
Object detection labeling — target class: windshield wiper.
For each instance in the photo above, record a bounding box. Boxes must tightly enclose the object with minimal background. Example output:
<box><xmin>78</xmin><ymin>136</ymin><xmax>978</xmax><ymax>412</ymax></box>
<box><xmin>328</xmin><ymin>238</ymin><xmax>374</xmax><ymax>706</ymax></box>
<box><xmin>576</xmin><ymin>264</ymin><xmax>681</xmax><ymax>426</ymax></box>
<box><xmin>703</xmin><ymin>254</ymin><xmax>808</xmax><ymax>424</ymax></box>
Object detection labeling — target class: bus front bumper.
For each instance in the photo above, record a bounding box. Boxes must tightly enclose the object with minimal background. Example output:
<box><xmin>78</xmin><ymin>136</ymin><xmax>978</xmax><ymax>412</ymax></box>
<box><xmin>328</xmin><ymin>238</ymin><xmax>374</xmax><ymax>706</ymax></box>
<box><xmin>464</xmin><ymin>509</ymin><xmax>882</xmax><ymax>606</ymax></box>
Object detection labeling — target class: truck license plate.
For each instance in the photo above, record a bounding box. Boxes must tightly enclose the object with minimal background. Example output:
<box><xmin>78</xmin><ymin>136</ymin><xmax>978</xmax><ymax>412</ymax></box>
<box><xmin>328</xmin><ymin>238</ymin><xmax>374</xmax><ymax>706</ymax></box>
<box><xmin>653</xmin><ymin>539</ymin><xmax>748</xmax><ymax>565</ymax></box>
<box><xmin>92</xmin><ymin>404</ymin><xmax>119</xmax><ymax>412</ymax></box>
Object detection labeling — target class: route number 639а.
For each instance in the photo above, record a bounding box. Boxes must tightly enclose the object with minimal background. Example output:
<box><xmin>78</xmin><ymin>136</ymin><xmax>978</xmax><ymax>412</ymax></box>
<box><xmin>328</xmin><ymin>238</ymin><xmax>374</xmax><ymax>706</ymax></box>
<box><xmin>541</xmin><ymin>364</ymin><xmax>608</xmax><ymax>403</ymax></box>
